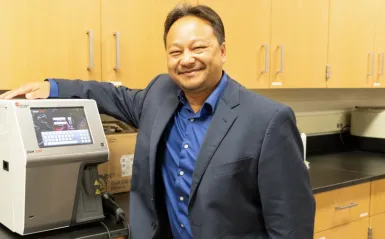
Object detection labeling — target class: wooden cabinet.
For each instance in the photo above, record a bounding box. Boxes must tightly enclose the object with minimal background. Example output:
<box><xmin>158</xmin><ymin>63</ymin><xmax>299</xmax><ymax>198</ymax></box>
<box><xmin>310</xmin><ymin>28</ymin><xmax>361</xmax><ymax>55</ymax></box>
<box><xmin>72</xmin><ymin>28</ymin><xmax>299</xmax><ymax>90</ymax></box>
<box><xmin>370</xmin><ymin>178</ymin><xmax>385</xmax><ymax>216</ymax></box>
<box><xmin>373</xmin><ymin>0</ymin><xmax>385</xmax><ymax>88</ymax></box>
<box><xmin>327</xmin><ymin>0</ymin><xmax>378</xmax><ymax>88</ymax></box>
<box><xmin>313</xmin><ymin>179</ymin><xmax>385</xmax><ymax>238</ymax></box>
<box><xmin>270</xmin><ymin>0</ymin><xmax>329</xmax><ymax>88</ymax></box>
<box><xmin>314</xmin><ymin>182</ymin><xmax>370</xmax><ymax>233</ymax></box>
<box><xmin>199</xmin><ymin>0</ymin><xmax>328</xmax><ymax>89</ymax></box>
<box><xmin>200</xmin><ymin>0</ymin><xmax>385</xmax><ymax>89</ymax></box>
<box><xmin>370</xmin><ymin>213</ymin><xmax>385</xmax><ymax>239</ymax></box>
<box><xmin>197</xmin><ymin>0</ymin><xmax>271</xmax><ymax>89</ymax></box>
<box><xmin>369</xmin><ymin>179</ymin><xmax>385</xmax><ymax>238</ymax></box>
<box><xmin>0</xmin><ymin>0</ymin><xmax>101</xmax><ymax>90</ymax></box>
<box><xmin>3</xmin><ymin>1</ymin><xmax>385</xmax><ymax>90</ymax></box>
<box><xmin>102</xmin><ymin>0</ymin><xmax>197</xmax><ymax>89</ymax></box>
<box><xmin>314</xmin><ymin>217</ymin><xmax>369</xmax><ymax>239</ymax></box>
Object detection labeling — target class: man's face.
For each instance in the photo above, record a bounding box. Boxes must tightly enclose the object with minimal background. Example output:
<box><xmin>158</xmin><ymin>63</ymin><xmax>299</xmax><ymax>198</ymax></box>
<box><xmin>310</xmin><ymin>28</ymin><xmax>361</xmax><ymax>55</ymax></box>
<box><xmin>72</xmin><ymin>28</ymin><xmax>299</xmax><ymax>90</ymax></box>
<box><xmin>165</xmin><ymin>16</ymin><xmax>226</xmax><ymax>93</ymax></box>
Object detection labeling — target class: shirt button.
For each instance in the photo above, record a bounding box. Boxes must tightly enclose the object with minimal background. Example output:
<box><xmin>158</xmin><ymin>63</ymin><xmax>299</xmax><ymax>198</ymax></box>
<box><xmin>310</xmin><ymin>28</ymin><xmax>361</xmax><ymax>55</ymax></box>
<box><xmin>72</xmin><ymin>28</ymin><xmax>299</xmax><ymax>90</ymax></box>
<box><xmin>184</xmin><ymin>144</ymin><xmax>189</xmax><ymax>149</ymax></box>
<box><xmin>179</xmin><ymin>171</ymin><xmax>184</xmax><ymax>176</ymax></box>
<box><xmin>189</xmin><ymin>118</ymin><xmax>194</xmax><ymax>122</ymax></box>
<box><xmin>181</xmin><ymin>224</ymin><xmax>185</xmax><ymax>228</ymax></box>
<box><xmin>180</xmin><ymin>196</ymin><xmax>184</xmax><ymax>201</ymax></box>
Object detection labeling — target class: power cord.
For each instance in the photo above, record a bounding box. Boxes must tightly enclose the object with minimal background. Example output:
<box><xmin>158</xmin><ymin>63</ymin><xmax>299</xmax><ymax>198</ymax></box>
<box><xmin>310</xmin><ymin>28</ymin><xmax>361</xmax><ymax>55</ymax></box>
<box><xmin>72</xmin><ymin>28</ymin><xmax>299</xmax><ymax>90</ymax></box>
<box><xmin>99</xmin><ymin>221</ymin><xmax>112</xmax><ymax>239</ymax></box>
<box><xmin>119</xmin><ymin>214</ymin><xmax>131</xmax><ymax>239</ymax></box>
<box><xmin>101</xmin><ymin>192</ymin><xmax>131</xmax><ymax>238</ymax></box>
<box><xmin>340</xmin><ymin>125</ymin><xmax>350</xmax><ymax>146</ymax></box>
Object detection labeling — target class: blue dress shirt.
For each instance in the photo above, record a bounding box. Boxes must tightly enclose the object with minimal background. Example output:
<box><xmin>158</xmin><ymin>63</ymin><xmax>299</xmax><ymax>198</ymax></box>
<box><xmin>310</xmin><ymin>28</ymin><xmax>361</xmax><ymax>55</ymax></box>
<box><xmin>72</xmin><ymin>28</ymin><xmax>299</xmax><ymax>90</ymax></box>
<box><xmin>162</xmin><ymin>73</ymin><xmax>228</xmax><ymax>239</ymax></box>
<box><xmin>47</xmin><ymin>79</ymin><xmax>59</xmax><ymax>98</ymax></box>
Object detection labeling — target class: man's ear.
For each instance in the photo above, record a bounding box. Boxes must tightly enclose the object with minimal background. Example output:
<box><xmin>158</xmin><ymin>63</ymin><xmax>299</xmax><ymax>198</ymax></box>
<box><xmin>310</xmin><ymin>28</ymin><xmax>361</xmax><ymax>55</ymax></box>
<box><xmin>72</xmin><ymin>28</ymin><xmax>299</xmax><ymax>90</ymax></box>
<box><xmin>220</xmin><ymin>42</ymin><xmax>227</xmax><ymax>63</ymax></box>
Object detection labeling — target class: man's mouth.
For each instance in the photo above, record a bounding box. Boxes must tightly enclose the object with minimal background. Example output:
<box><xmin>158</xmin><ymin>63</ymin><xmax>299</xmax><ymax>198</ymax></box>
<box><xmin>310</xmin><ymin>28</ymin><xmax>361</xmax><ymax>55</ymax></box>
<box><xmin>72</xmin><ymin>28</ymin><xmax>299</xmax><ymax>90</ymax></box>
<box><xmin>179</xmin><ymin>68</ymin><xmax>204</xmax><ymax>75</ymax></box>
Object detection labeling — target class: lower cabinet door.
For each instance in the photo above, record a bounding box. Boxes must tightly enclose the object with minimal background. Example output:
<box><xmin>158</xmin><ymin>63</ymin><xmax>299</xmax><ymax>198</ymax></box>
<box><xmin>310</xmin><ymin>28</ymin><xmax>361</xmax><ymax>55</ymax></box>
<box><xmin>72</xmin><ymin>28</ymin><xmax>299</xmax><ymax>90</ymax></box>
<box><xmin>314</xmin><ymin>217</ymin><xmax>369</xmax><ymax>239</ymax></box>
<box><xmin>370</xmin><ymin>213</ymin><xmax>385</xmax><ymax>239</ymax></box>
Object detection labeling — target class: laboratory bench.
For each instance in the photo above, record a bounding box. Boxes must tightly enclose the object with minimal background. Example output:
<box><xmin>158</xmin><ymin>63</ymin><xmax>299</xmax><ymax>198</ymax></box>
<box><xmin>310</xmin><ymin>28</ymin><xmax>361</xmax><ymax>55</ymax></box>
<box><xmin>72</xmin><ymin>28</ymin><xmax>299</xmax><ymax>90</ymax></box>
<box><xmin>309</xmin><ymin>150</ymin><xmax>385</xmax><ymax>194</ymax></box>
<box><xmin>308</xmin><ymin>150</ymin><xmax>385</xmax><ymax>238</ymax></box>
<box><xmin>2</xmin><ymin>134</ymin><xmax>385</xmax><ymax>238</ymax></box>
<box><xmin>306</xmin><ymin>132</ymin><xmax>385</xmax><ymax>238</ymax></box>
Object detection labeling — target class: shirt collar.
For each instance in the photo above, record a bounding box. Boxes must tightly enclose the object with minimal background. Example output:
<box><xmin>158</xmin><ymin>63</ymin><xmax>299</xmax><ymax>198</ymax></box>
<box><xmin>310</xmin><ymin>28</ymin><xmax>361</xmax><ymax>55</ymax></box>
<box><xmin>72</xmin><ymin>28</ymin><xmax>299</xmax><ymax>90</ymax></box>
<box><xmin>178</xmin><ymin>71</ymin><xmax>228</xmax><ymax>115</ymax></box>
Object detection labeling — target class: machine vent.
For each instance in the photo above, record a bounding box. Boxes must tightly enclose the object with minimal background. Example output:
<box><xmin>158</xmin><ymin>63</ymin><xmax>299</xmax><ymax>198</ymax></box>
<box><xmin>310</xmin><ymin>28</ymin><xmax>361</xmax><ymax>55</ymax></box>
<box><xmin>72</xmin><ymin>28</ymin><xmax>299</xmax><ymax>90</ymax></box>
<box><xmin>3</xmin><ymin>160</ymin><xmax>9</xmax><ymax>171</ymax></box>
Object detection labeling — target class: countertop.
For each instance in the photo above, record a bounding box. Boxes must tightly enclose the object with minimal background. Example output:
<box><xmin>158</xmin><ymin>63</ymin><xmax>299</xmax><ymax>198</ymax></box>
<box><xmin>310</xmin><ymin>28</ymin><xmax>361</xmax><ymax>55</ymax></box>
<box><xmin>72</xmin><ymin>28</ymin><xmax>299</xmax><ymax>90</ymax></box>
<box><xmin>308</xmin><ymin>150</ymin><xmax>385</xmax><ymax>193</ymax></box>
<box><xmin>0</xmin><ymin>193</ymin><xmax>130</xmax><ymax>239</ymax></box>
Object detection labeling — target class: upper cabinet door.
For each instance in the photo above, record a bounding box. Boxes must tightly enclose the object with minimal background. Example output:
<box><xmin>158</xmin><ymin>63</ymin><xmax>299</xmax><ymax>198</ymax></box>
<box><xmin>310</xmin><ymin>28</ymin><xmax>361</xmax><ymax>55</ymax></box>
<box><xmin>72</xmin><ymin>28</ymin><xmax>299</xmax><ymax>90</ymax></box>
<box><xmin>198</xmin><ymin>0</ymin><xmax>271</xmax><ymax>89</ymax></box>
<box><xmin>270</xmin><ymin>0</ymin><xmax>329</xmax><ymax>88</ymax></box>
<box><xmin>327</xmin><ymin>0</ymin><xmax>377</xmax><ymax>88</ymax></box>
<box><xmin>373</xmin><ymin>0</ymin><xmax>385</xmax><ymax>88</ymax></box>
<box><xmin>0</xmin><ymin>0</ymin><xmax>101</xmax><ymax>90</ymax></box>
<box><xmin>102</xmin><ymin>0</ymin><xmax>197</xmax><ymax>89</ymax></box>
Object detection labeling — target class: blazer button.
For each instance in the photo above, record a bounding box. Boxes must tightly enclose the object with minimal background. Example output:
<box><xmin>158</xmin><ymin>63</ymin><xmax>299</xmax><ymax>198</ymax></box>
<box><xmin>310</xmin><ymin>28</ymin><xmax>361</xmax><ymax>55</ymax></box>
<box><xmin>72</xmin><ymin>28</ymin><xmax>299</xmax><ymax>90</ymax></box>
<box><xmin>152</xmin><ymin>221</ymin><xmax>158</xmax><ymax>230</ymax></box>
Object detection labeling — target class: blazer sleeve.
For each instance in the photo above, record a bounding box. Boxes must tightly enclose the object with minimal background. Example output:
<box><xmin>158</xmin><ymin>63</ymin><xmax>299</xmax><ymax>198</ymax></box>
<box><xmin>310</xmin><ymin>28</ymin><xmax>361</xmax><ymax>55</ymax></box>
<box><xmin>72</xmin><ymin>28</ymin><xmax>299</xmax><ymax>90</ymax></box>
<box><xmin>258</xmin><ymin>105</ymin><xmax>316</xmax><ymax>239</ymax></box>
<box><xmin>50</xmin><ymin>76</ymin><xmax>158</xmax><ymax>129</ymax></box>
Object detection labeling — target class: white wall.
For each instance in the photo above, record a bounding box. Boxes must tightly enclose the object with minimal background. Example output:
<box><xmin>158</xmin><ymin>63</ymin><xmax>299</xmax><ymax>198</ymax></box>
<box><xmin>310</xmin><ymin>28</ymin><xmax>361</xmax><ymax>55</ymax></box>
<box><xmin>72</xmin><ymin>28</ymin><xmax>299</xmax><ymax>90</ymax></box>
<box><xmin>253</xmin><ymin>88</ymin><xmax>385</xmax><ymax>134</ymax></box>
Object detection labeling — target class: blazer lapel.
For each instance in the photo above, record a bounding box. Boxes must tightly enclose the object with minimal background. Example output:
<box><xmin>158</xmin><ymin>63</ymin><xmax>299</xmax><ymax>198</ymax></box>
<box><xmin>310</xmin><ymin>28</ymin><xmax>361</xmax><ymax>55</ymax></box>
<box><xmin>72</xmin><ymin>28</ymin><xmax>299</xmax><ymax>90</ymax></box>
<box><xmin>188</xmin><ymin>79</ymin><xmax>240</xmax><ymax>205</ymax></box>
<box><xmin>149</xmin><ymin>89</ymin><xmax>179</xmax><ymax>186</ymax></box>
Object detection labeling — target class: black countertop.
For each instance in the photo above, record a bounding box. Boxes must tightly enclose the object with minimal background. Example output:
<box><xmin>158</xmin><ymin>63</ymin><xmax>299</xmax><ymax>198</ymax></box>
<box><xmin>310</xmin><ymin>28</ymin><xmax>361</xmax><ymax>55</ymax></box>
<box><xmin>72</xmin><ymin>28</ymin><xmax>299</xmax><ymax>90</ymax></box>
<box><xmin>0</xmin><ymin>194</ymin><xmax>130</xmax><ymax>239</ymax></box>
<box><xmin>308</xmin><ymin>150</ymin><xmax>385</xmax><ymax>193</ymax></box>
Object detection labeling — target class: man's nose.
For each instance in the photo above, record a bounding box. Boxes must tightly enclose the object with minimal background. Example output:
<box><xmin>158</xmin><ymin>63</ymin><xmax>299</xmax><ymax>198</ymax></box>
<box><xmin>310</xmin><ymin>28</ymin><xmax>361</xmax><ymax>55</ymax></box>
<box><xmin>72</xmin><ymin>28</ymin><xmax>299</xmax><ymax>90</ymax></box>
<box><xmin>180</xmin><ymin>50</ymin><xmax>195</xmax><ymax>65</ymax></box>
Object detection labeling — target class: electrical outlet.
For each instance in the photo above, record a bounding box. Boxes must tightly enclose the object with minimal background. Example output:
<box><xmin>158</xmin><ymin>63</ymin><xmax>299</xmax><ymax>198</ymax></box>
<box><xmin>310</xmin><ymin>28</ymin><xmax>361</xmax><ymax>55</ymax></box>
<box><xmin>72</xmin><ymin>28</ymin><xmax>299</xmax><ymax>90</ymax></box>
<box><xmin>336</xmin><ymin>123</ymin><xmax>344</xmax><ymax>129</ymax></box>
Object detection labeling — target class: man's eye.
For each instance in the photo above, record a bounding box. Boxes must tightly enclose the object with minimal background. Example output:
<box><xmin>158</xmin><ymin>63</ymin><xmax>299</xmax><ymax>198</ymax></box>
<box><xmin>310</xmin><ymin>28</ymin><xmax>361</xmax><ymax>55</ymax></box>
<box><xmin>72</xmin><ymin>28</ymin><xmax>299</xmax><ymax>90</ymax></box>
<box><xmin>170</xmin><ymin>51</ymin><xmax>181</xmax><ymax>55</ymax></box>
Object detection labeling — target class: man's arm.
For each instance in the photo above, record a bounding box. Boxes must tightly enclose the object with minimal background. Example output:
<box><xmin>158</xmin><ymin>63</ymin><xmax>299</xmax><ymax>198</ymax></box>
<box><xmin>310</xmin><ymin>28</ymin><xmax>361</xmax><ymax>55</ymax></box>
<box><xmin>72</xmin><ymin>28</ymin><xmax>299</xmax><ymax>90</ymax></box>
<box><xmin>258</xmin><ymin>105</ymin><xmax>315</xmax><ymax>239</ymax></box>
<box><xmin>0</xmin><ymin>76</ymin><xmax>160</xmax><ymax>128</ymax></box>
<box><xmin>49</xmin><ymin>77</ymin><xmax>159</xmax><ymax>128</ymax></box>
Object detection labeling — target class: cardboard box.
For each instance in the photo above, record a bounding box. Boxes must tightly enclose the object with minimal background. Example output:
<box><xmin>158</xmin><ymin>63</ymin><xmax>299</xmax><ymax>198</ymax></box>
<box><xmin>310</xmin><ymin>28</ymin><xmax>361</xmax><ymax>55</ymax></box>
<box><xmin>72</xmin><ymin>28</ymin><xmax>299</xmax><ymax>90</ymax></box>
<box><xmin>97</xmin><ymin>133</ymin><xmax>137</xmax><ymax>194</ymax></box>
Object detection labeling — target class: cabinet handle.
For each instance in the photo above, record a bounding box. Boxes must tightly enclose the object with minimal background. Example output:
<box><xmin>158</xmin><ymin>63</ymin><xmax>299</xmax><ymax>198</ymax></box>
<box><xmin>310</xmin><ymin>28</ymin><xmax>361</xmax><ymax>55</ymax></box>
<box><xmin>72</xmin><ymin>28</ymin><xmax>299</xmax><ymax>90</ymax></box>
<box><xmin>368</xmin><ymin>52</ymin><xmax>374</xmax><ymax>76</ymax></box>
<box><xmin>379</xmin><ymin>53</ymin><xmax>385</xmax><ymax>77</ymax></box>
<box><xmin>335</xmin><ymin>202</ymin><xmax>358</xmax><ymax>210</ymax></box>
<box><xmin>277</xmin><ymin>45</ymin><xmax>284</xmax><ymax>74</ymax></box>
<box><xmin>87</xmin><ymin>30</ymin><xmax>94</xmax><ymax>71</ymax></box>
<box><xmin>261</xmin><ymin>44</ymin><xmax>269</xmax><ymax>74</ymax></box>
<box><xmin>114</xmin><ymin>32</ymin><xmax>121</xmax><ymax>71</ymax></box>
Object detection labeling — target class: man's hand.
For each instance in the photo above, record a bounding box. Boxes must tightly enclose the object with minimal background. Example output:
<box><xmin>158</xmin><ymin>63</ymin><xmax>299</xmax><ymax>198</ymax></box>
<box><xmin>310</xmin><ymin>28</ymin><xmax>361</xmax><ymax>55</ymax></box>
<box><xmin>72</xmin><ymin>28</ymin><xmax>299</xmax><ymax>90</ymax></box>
<box><xmin>0</xmin><ymin>82</ymin><xmax>51</xmax><ymax>100</ymax></box>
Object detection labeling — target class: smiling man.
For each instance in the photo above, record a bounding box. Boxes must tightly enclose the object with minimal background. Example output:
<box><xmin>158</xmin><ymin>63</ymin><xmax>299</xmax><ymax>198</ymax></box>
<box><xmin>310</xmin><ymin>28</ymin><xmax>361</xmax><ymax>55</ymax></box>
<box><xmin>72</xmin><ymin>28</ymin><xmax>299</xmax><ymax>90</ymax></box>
<box><xmin>0</xmin><ymin>3</ymin><xmax>315</xmax><ymax>239</ymax></box>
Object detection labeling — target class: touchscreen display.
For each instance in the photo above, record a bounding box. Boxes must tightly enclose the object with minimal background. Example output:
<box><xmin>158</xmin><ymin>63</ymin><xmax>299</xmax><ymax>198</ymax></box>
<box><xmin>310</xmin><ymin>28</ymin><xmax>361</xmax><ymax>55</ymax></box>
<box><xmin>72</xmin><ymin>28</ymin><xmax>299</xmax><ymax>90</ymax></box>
<box><xmin>30</xmin><ymin>107</ymin><xmax>93</xmax><ymax>148</ymax></box>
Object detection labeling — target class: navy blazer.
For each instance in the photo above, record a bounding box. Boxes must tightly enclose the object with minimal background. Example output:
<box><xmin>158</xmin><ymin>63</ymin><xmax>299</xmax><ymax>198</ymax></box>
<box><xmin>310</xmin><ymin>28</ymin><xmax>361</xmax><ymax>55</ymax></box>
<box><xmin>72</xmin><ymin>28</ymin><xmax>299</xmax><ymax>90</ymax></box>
<box><xmin>53</xmin><ymin>74</ymin><xmax>315</xmax><ymax>239</ymax></box>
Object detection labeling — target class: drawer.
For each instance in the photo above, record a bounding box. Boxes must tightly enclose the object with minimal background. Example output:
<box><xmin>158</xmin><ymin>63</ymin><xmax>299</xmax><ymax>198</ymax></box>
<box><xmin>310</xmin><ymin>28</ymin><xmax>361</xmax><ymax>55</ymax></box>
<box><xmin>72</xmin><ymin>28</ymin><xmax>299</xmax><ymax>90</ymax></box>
<box><xmin>370</xmin><ymin>178</ymin><xmax>385</xmax><ymax>216</ymax></box>
<box><xmin>314</xmin><ymin>217</ymin><xmax>369</xmax><ymax>239</ymax></box>
<box><xmin>314</xmin><ymin>182</ymin><xmax>370</xmax><ymax>233</ymax></box>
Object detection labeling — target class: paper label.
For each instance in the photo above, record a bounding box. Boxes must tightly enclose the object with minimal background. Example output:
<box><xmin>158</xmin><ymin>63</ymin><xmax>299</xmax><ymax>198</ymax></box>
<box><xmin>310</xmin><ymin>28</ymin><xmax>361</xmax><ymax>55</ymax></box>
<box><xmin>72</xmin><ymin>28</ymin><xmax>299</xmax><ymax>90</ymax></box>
<box><xmin>271</xmin><ymin>82</ymin><xmax>282</xmax><ymax>86</ymax></box>
<box><xmin>120</xmin><ymin>154</ymin><xmax>134</xmax><ymax>177</ymax></box>
<box><xmin>360</xmin><ymin>212</ymin><xmax>368</xmax><ymax>217</ymax></box>
<box><xmin>374</xmin><ymin>82</ymin><xmax>381</xmax><ymax>87</ymax></box>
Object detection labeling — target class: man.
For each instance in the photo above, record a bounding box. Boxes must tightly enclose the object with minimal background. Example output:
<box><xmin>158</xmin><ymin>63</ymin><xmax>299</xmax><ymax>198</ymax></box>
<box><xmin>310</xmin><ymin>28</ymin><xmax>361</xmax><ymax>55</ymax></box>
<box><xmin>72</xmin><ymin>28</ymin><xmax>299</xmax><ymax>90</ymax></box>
<box><xmin>0</xmin><ymin>4</ymin><xmax>315</xmax><ymax>239</ymax></box>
